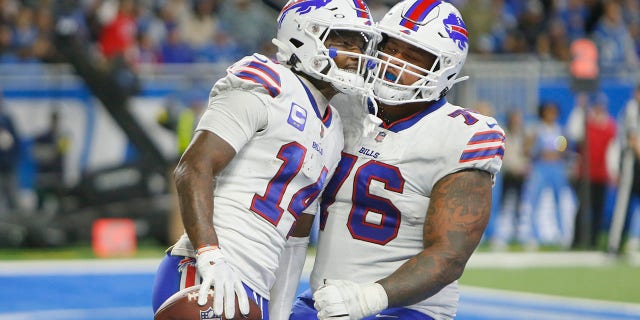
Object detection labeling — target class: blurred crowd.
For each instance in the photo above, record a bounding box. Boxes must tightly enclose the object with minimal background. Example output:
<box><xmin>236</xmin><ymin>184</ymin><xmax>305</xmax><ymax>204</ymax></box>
<box><xmin>478</xmin><ymin>86</ymin><xmax>640</xmax><ymax>253</ymax></box>
<box><xmin>1</xmin><ymin>0</ymin><xmax>640</xmax><ymax>253</ymax></box>
<box><xmin>456</xmin><ymin>0</ymin><xmax>640</xmax><ymax>72</ymax></box>
<box><xmin>0</xmin><ymin>0</ymin><xmax>282</xmax><ymax>67</ymax></box>
<box><xmin>0</xmin><ymin>0</ymin><xmax>639</xmax><ymax>72</ymax></box>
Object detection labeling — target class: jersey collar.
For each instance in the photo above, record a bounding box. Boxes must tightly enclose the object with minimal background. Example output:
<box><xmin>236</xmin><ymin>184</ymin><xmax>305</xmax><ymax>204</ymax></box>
<box><xmin>297</xmin><ymin>76</ymin><xmax>333</xmax><ymax>127</ymax></box>
<box><xmin>381</xmin><ymin>98</ymin><xmax>447</xmax><ymax>132</ymax></box>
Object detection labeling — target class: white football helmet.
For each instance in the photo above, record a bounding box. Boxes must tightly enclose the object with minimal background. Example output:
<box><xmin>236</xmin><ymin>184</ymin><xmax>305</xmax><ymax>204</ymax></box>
<box><xmin>372</xmin><ymin>0</ymin><xmax>469</xmax><ymax>105</ymax></box>
<box><xmin>273</xmin><ymin>0</ymin><xmax>379</xmax><ymax>95</ymax></box>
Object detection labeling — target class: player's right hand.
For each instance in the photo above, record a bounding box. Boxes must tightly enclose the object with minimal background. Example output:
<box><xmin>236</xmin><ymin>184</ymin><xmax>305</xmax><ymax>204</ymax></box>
<box><xmin>195</xmin><ymin>247</ymin><xmax>250</xmax><ymax>318</ymax></box>
<box><xmin>314</xmin><ymin>279</ymin><xmax>388</xmax><ymax>320</ymax></box>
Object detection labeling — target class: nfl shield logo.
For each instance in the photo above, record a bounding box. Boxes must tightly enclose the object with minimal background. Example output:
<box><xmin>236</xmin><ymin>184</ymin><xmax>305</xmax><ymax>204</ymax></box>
<box><xmin>320</xmin><ymin>125</ymin><xmax>325</xmax><ymax>138</ymax></box>
<box><xmin>375</xmin><ymin>131</ymin><xmax>386</xmax><ymax>142</ymax></box>
<box><xmin>200</xmin><ymin>307</ymin><xmax>220</xmax><ymax>320</ymax></box>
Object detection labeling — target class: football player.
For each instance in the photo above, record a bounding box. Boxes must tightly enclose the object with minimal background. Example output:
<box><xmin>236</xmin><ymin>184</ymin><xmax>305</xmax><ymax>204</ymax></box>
<box><xmin>151</xmin><ymin>1</ymin><xmax>379</xmax><ymax>319</ymax></box>
<box><xmin>282</xmin><ymin>1</ymin><xmax>505</xmax><ymax>319</ymax></box>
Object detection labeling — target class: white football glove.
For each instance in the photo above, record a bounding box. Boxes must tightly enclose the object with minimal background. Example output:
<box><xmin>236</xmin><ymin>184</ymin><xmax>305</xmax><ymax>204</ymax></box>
<box><xmin>195</xmin><ymin>247</ymin><xmax>250</xmax><ymax>318</ymax></box>
<box><xmin>313</xmin><ymin>280</ymin><xmax>388</xmax><ymax>320</ymax></box>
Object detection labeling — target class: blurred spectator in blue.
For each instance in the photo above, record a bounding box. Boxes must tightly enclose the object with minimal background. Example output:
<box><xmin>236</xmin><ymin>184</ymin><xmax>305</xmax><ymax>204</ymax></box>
<box><xmin>568</xmin><ymin>92</ymin><xmax>617</xmax><ymax>249</ymax></box>
<box><xmin>521</xmin><ymin>101</ymin><xmax>577</xmax><ymax>249</ymax></box>
<box><xmin>491</xmin><ymin>109</ymin><xmax>531</xmax><ymax>250</ymax></box>
<box><xmin>32</xmin><ymin>110</ymin><xmax>68</xmax><ymax>214</ymax></box>
<box><xmin>136</xmin><ymin>2</ymin><xmax>170</xmax><ymax>49</ymax></box>
<box><xmin>555</xmin><ymin>0</ymin><xmax>589</xmax><ymax>41</ymax></box>
<box><xmin>218</xmin><ymin>0</ymin><xmax>277</xmax><ymax>56</ymax></box>
<box><xmin>1</xmin><ymin>4</ymin><xmax>50</xmax><ymax>64</ymax></box>
<box><xmin>11</xmin><ymin>6</ymin><xmax>37</xmax><ymax>52</ymax></box>
<box><xmin>193</xmin><ymin>31</ymin><xmax>242</xmax><ymax>64</ymax></box>
<box><xmin>0</xmin><ymin>91</ymin><xmax>20</xmax><ymax>214</ymax></box>
<box><xmin>159</xmin><ymin>23</ymin><xmax>194</xmax><ymax>63</ymax></box>
<box><xmin>135</xmin><ymin>30</ymin><xmax>161</xmax><ymax>64</ymax></box>
<box><xmin>592</xmin><ymin>1</ymin><xmax>638</xmax><ymax>73</ymax></box>
<box><xmin>625</xmin><ymin>0</ymin><xmax>640</xmax><ymax>61</ymax></box>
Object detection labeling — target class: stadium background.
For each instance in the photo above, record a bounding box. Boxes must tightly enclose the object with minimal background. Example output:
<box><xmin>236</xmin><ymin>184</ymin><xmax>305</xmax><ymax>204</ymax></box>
<box><xmin>0</xmin><ymin>0</ymin><xmax>639</xmax><ymax>319</ymax></box>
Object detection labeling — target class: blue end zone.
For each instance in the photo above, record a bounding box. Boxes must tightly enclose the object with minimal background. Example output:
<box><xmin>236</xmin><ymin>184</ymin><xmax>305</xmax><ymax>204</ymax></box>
<box><xmin>1</xmin><ymin>272</ymin><xmax>639</xmax><ymax>320</ymax></box>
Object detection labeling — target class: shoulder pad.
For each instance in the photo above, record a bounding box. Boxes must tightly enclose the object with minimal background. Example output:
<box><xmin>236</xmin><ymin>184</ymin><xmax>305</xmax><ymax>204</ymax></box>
<box><xmin>226</xmin><ymin>55</ymin><xmax>283</xmax><ymax>98</ymax></box>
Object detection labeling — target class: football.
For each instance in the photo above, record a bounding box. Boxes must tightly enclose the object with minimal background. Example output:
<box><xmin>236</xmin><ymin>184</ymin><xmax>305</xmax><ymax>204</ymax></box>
<box><xmin>154</xmin><ymin>285</ymin><xmax>262</xmax><ymax>320</ymax></box>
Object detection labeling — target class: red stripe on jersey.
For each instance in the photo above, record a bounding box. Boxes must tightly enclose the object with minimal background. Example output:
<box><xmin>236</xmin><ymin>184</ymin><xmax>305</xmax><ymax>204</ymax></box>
<box><xmin>184</xmin><ymin>264</ymin><xmax>196</xmax><ymax>288</ymax></box>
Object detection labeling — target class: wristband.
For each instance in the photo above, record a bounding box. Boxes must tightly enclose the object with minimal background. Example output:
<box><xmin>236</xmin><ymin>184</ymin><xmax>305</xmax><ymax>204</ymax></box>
<box><xmin>361</xmin><ymin>282</ymin><xmax>388</xmax><ymax>315</ymax></box>
<box><xmin>196</xmin><ymin>244</ymin><xmax>220</xmax><ymax>255</ymax></box>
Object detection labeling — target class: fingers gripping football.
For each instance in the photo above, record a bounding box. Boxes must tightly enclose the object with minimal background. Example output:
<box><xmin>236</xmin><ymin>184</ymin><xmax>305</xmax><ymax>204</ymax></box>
<box><xmin>313</xmin><ymin>280</ymin><xmax>388</xmax><ymax>320</ymax></box>
<box><xmin>196</xmin><ymin>247</ymin><xmax>250</xmax><ymax>318</ymax></box>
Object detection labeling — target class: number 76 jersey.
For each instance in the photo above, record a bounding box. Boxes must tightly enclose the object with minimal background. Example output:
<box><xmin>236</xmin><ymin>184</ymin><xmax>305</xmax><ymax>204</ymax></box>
<box><xmin>311</xmin><ymin>98</ymin><xmax>505</xmax><ymax>317</ymax></box>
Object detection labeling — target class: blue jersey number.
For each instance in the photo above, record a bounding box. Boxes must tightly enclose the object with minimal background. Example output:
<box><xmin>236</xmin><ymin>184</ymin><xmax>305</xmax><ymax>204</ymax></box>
<box><xmin>320</xmin><ymin>154</ymin><xmax>404</xmax><ymax>245</ymax></box>
<box><xmin>251</xmin><ymin>142</ymin><xmax>327</xmax><ymax>227</ymax></box>
<box><xmin>448</xmin><ymin>108</ymin><xmax>479</xmax><ymax>125</ymax></box>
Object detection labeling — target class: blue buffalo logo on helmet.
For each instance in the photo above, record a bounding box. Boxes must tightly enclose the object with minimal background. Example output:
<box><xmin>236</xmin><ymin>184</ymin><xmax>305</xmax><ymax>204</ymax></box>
<box><xmin>399</xmin><ymin>0</ymin><xmax>441</xmax><ymax>31</ymax></box>
<box><xmin>278</xmin><ymin>0</ymin><xmax>333</xmax><ymax>26</ymax></box>
<box><xmin>443</xmin><ymin>12</ymin><xmax>468</xmax><ymax>50</ymax></box>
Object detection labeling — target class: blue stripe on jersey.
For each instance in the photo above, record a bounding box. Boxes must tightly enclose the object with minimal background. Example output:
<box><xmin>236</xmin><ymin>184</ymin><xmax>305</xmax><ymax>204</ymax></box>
<box><xmin>235</xmin><ymin>71</ymin><xmax>280</xmax><ymax>97</ymax></box>
<box><xmin>248</xmin><ymin>61</ymin><xmax>281</xmax><ymax>87</ymax></box>
<box><xmin>459</xmin><ymin>146</ymin><xmax>505</xmax><ymax>162</ymax></box>
<box><xmin>383</xmin><ymin>98</ymin><xmax>446</xmax><ymax>132</ymax></box>
<box><xmin>297</xmin><ymin>77</ymin><xmax>333</xmax><ymax>127</ymax></box>
<box><xmin>400</xmin><ymin>0</ymin><xmax>441</xmax><ymax>31</ymax></box>
<box><xmin>468</xmin><ymin>130</ymin><xmax>505</xmax><ymax>145</ymax></box>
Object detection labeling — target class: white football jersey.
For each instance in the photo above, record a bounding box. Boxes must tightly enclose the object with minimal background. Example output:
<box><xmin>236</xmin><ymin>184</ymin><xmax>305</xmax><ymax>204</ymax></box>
<box><xmin>312</xmin><ymin>95</ymin><xmax>504</xmax><ymax>319</ymax></box>
<box><xmin>172</xmin><ymin>54</ymin><xmax>344</xmax><ymax>298</ymax></box>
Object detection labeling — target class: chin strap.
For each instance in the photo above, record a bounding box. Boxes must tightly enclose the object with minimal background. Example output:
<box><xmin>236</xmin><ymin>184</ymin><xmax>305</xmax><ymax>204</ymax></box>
<box><xmin>272</xmin><ymin>38</ymin><xmax>293</xmax><ymax>66</ymax></box>
<box><xmin>452</xmin><ymin>75</ymin><xmax>470</xmax><ymax>84</ymax></box>
<box><xmin>362</xmin><ymin>95</ymin><xmax>382</xmax><ymax>137</ymax></box>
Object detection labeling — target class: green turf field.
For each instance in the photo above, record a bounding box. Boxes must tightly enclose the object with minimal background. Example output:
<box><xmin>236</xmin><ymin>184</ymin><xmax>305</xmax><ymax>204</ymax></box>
<box><xmin>460</xmin><ymin>263</ymin><xmax>640</xmax><ymax>304</ymax></box>
<box><xmin>0</xmin><ymin>243</ymin><xmax>166</xmax><ymax>260</ymax></box>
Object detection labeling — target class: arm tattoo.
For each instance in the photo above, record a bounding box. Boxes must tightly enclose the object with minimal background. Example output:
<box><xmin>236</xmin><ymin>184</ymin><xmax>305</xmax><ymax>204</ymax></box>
<box><xmin>379</xmin><ymin>169</ymin><xmax>492</xmax><ymax>307</ymax></box>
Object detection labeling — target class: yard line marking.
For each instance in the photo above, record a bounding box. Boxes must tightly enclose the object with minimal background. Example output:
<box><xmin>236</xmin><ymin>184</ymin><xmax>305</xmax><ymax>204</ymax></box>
<box><xmin>0</xmin><ymin>307</ymin><xmax>150</xmax><ymax>320</ymax></box>
<box><xmin>466</xmin><ymin>251</ymin><xmax>634</xmax><ymax>268</ymax></box>
<box><xmin>0</xmin><ymin>258</ymin><xmax>161</xmax><ymax>275</ymax></box>
<box><xmin>461</xmin><ymin>286</ymin><xmax>640</xmax><ymax>316</ymax></box>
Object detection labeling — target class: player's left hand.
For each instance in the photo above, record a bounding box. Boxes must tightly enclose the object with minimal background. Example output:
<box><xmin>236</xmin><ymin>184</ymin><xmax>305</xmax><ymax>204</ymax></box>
<box><xmin>195</xmin><ymin>247</ymin><xmax>250</xmax><ymax>318</ymax></box>
<box><xmin>313</xmin><ymin>280</ymin><xmax>388</xmax><ymax>320</ymax></box>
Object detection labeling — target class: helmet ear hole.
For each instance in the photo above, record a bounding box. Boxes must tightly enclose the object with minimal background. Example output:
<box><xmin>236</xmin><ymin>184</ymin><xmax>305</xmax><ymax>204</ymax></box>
<box><xmin>289</xmin><ymin>38</ymin><xmax>304</xmax><ymax>48</ymax></box>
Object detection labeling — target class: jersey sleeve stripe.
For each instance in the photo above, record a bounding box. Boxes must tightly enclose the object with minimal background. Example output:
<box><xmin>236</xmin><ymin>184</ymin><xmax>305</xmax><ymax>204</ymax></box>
<box><xmin>235</xmin><ymin>71</ymin><xmax>281</xmax><ymax>97</ymax></box>
<box><xmin>467</xmin><ymin>130</ymin><xmax>506</xmax><ymax>145</ymax></box>
<box><xmin>247</xmin><ymin>61</ymin><xmax>281</xmax><ymax>87</ymax></box>
<box><xmin>459</xmin><ymin>145</ymin><xmax>505</xmax><ymax>162</ymax></box>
